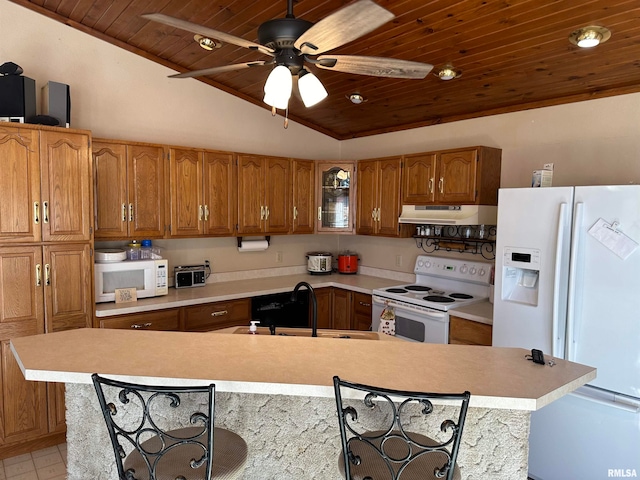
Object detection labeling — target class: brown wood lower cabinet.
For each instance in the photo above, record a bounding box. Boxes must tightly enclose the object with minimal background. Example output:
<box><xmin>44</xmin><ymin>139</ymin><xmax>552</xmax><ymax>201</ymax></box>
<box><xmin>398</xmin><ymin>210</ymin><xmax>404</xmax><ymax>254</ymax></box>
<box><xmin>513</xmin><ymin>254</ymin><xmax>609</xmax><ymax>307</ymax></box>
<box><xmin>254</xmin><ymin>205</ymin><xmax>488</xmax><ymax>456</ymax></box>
<box><xmin>352</xmin><ymin>292</ymin><xmax>373</xmax><ymax>331</ymax></box>
<box><xmin>314</xmin><ymin>288</ymin><xmax>373</xmax><ymax>331</ymax></box>
<box><xmin>314</xmin><ymin>288</ymin><xmax>332</xmax><ymax>329</ymax></box>
<box><xmin>448</xmin><ymin>316</ymin><xmax>493</xmax><ymax>345</ymax></box>
<box><xmin>182</xmin><ymin>299</ymin><xmax>251</xmax><ymax>332</ymax></box>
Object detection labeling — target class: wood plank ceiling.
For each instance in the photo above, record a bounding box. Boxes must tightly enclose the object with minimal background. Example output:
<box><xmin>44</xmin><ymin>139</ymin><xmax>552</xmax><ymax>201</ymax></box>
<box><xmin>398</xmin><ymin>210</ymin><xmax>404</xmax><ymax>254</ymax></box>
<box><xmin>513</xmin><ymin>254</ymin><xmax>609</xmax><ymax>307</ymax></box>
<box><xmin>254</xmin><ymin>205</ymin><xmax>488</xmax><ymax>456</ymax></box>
<box><xmin>10</xmin><ymin>0</ymin><xmax>640</xmax><ymax>140</ymax></box>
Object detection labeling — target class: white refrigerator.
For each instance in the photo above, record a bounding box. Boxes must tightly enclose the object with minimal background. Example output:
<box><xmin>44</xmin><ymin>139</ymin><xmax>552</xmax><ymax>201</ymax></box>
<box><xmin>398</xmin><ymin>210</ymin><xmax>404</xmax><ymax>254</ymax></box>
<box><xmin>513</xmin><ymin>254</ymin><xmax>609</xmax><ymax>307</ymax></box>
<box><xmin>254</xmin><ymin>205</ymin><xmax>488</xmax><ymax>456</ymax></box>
<box><xmin>492</xmin><ymin>186</ymin><xmax>640</xmax><ymax>480</ymax></box>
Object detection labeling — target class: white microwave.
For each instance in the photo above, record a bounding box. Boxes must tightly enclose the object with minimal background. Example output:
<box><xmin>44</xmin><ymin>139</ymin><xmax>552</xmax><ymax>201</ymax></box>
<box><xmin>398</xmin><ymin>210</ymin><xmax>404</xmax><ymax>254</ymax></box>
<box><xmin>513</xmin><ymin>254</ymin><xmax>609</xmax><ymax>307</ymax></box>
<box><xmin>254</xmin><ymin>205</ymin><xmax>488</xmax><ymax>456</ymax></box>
<box><xmin>95</xmin><ymin>259</ymin><xmax>169</xmax><ymax>303</ymax></box>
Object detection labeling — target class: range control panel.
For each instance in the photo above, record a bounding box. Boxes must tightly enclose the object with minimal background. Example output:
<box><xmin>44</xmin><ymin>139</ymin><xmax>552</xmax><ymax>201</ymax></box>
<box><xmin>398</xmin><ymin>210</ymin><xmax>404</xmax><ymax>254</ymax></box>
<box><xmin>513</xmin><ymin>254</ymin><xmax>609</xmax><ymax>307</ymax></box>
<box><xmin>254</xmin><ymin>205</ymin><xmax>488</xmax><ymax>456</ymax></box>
<box><xmin>414</xmin><ymin>255</ymin><xmax>492</xmax><ymax>284</ymax></box>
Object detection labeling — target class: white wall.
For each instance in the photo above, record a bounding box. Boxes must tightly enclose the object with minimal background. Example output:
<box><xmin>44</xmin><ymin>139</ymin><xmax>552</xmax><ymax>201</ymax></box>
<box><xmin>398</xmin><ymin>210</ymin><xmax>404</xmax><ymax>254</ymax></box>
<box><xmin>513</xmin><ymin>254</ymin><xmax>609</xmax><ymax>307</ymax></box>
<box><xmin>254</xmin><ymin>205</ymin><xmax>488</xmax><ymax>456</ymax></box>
<box><xmin>0</xmin><ymin>1</ymin><xmax>339</xmax><ymax>159</ymax></box>
<box><xmin>4</xmin><ymin>1</ymin><xmax>640</xmax><ymax>276</ymax></box>
<box><xmin>340</xmin><ymin>95</ymin><xmax>640</xmax><ymax>188</ymax></box>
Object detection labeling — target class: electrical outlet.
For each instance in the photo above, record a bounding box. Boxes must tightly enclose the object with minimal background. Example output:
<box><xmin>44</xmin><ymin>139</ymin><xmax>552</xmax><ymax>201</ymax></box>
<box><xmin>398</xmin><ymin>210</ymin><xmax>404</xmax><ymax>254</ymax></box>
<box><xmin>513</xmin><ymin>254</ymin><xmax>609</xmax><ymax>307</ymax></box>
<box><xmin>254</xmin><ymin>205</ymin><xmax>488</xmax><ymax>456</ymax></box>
<box><xmin>543</xmin><ymin>163</ymin><xmax>554</xmax><ymax>171</ymax></box>
<box><xmin>204</xmin><ymin>260</ymin><xmax>210</xmax><ymax>268</ymax></box>
<box><xmin>276</xmin><ymin>251</ymin><xmax>283</xmax><ymax>263</ymax></box>
<box><xmin>395</xmin><ymin>255</ymin><xmax>402</xmax><ymax>267</ymax></box>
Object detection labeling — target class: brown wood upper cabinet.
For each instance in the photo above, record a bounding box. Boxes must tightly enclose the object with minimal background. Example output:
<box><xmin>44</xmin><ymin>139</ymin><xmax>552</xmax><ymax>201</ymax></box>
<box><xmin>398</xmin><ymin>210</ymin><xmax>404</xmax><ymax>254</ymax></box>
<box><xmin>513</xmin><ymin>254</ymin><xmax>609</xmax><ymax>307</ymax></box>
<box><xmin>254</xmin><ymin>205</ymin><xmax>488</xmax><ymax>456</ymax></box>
<box><xmin>237</xmin><ymin>155</ymin><xmax>291</xmax><ymax>235</ymax></box>
<box><xmin>0</xmin><ymin>127</ymin><xmax>92</xmax><ymax>243</ymax></box>
<box><xmin>356</xmin><ymin>157</ymin><xmax>406</xmax><ymax>237</ymax></box>
<box><xmin>315</xmin><ymin>162</ymin><xmax>355</xmax><ymax>233</ymax></box>
<box><xmin>402</xmin><ymin>147</ymin><xmax>502</xmax><ymax>205</ymax></box>
<box><xmin>291</xmin><ymin>159</ymin><xmax>315</xmax><ymax>234</ymax></box>
<box><xmin>168</xmin><ymin>148</ymin><xmax>237</xmax><ymax>237</ymax></box>
<box><xmin>93</xmin><ymin>139</ymin><xmax>166</xmax><ymax>239</ymax></box>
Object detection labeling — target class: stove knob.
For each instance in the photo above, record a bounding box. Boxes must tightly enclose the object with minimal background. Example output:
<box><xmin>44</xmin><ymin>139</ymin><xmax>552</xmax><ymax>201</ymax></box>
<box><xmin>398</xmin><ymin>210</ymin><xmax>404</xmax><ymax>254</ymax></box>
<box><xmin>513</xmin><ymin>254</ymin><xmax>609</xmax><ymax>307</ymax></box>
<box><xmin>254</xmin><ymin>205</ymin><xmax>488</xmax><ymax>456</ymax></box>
<box><xmin>460</xmin><ymin>265</ymin><xmax>468</xmax><ymax>274</ymax></box>
<box><xmin>478</xmin><ymin>268</ymin><xmax>487</xmax><ymax>277</ymax></box>
<box><xmin>417</xmin><ymin>260</ymin><xmax>425</xmax><ymax>268</ymax></box>
<box><xmin>469</xmin><ymin>267</ymin><xmax>477</xmax><ymax>275</ymax></box>
<box><xmin>424</xmin><ymin>261</ymin><xmax>431</xmax><ymax>269</ymax></box>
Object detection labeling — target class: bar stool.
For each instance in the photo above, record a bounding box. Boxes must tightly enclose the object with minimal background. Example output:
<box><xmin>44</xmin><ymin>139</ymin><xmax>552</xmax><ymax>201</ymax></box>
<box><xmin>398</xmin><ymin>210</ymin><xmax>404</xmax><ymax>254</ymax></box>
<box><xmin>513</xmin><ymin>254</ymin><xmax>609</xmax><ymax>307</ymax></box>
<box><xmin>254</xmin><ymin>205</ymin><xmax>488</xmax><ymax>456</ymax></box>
<box><xmin>92</xmin><ymin>374</ymin><xmax>247</xmax><ymax>480</ymax></box>
<box><xmin>333</xmin><ymin>376</ymin><xmax>470</xmax><ymax>480</ymax></box>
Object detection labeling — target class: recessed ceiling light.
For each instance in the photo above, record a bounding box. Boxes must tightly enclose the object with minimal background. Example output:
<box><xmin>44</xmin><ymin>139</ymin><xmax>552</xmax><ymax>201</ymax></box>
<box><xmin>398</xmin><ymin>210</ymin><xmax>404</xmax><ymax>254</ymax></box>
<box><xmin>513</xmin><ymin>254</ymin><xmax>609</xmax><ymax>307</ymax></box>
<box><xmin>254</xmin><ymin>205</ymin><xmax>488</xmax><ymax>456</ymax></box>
<box><xmin>569</xmin><ymin>26</ymin><xmax>611</xmax><ymax>48</ymax></box>
<box><xmin>194</xmin><ymin>34</ymin><xmax>221</xmax><ymax>51</ymax></box>
<box><xmin>435</xmin><ymin>65</ymin><xmax>462</xmax><ymax>81</ymax></box>
<box><xmin>348</xmin><ymin>93</ymin><xmax>366</xmax><ymax>104</ymax></box>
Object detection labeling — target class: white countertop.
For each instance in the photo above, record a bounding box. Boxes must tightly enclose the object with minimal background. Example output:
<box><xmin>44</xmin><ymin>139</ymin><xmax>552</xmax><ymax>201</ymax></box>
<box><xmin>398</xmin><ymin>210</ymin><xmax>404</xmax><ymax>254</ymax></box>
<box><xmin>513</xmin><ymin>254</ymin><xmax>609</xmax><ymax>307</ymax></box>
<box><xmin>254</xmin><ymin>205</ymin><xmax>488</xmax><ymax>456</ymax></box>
<box><xmin>95</xmin><ymin>273</ymin><xmax>402</xmax><ymax>317</ymax></box>
<box><xmin>11</xmin><ymin>328</ymin><xmax>595</xmax><ymax>411</ymax></box>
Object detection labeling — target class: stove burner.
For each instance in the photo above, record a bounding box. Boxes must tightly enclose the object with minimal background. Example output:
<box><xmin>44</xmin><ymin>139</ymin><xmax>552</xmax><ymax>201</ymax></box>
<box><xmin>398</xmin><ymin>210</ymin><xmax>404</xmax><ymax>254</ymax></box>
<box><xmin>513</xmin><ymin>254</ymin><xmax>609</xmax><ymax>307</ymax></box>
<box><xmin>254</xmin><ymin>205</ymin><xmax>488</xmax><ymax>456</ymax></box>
<box><xmin>423</xmin><ymin>295</ymin><xmax>455</xmax><ymax>303</ymax></box>
<box><xmin>386</xmin><ymin>288</ymin><xmax>408</xmax><ymax>294</ymax></box>
<box><xmin>450</xmin><ymin>293</ymin><xmax>473</xmax><ymax>299</ymax></box>
<box><xmin>405</xmin><ymin>285</ymin><xmax>431</xmax><ymax>292</ymax></box>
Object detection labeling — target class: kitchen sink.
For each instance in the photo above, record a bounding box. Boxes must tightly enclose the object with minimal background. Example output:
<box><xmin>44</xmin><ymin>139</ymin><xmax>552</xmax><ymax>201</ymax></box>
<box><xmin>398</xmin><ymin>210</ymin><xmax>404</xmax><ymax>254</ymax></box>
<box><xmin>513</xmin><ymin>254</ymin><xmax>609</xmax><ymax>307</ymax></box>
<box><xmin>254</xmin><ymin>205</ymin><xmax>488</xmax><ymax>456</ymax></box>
<box><xmin>232</xmin><ymin>326</ymin><xmax>379</xmax><ymax>340</ymax></box>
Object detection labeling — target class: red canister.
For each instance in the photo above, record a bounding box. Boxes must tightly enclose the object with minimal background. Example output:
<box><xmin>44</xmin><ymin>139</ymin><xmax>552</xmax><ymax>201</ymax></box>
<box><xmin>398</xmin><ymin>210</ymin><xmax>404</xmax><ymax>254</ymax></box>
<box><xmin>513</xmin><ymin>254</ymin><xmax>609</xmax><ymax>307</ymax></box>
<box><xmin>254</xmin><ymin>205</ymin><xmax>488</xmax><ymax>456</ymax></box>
<box><xmin>337</xmin><ymin>252</ymin><xmax>359</xmax><ymax>274</ymax></box>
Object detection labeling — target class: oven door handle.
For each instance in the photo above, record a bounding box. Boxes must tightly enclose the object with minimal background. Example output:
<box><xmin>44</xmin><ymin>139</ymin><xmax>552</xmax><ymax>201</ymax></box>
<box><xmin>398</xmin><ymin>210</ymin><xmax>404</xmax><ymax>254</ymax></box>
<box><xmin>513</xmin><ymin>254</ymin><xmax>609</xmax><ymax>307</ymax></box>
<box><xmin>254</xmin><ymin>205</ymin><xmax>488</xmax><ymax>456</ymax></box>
<box><xmin>372</xmin><ymin>296</ymin><xmax>447</xmax><ymax>320</ymax></box>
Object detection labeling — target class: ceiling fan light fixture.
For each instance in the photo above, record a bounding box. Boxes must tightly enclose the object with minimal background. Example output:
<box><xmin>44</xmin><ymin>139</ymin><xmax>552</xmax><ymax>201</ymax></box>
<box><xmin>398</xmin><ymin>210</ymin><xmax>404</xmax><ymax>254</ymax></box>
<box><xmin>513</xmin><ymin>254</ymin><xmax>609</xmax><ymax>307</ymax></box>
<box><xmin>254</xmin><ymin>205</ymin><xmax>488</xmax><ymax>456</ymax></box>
<box><xmin>194</xmin><ymin>34</ymin><xmax>220</xmax><ymax>51</ymax></box>
<box><xmin>298</xmin><ymin>69</ymin><xmax>328</xmax><ymax>107</ymax></box>
<box><xmin>263</xmin><ymin>65</ymin><xmax>293</xmax><ymax>110</ymax></box>
<box><xmin>569</xmin><ymin>26</ymin><xmax>611</xmax><ymax>48</ymax></box>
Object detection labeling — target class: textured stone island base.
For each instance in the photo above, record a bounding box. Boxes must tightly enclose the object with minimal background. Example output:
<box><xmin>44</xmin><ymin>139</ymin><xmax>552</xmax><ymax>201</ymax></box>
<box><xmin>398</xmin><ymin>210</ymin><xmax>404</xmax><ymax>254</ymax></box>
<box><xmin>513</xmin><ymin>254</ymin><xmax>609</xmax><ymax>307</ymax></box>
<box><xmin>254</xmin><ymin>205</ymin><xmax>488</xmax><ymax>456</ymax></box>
<box><xmin>66</xmin><ymin>384</ymin><xmax>530</xmax><ymax>480</ymax></box>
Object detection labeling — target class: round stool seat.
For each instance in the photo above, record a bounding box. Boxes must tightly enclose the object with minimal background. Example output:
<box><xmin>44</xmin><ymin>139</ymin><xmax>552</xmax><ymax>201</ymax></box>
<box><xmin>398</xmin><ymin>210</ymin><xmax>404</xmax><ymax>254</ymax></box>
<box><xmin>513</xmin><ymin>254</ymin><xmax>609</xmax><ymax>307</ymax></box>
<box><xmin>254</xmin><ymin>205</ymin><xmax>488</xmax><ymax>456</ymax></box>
<box><xmin>124</xmin><ymin>426</ymin><xmax>247</xmax><ymax>480</ymax></box>
<box><xmin>338</xmin><ymin>430</ymin><xmax>461</xmax><ymax>480</ymax></box>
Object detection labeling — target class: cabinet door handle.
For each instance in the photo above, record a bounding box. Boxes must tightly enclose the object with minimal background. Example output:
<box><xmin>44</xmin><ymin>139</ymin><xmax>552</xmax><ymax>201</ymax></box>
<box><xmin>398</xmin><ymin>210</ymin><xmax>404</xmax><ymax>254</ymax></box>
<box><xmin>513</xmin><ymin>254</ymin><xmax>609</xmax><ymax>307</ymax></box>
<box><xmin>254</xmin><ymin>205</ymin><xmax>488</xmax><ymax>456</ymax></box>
<box><xmin>439</xmin><ymin>177</ymin><xmax>444</xmax><ymax>194</ymax></box>
<box><xmin>293</xmin><ymin>206</ymin><xmax>298</xmax><ymax>220</ymax></box>
<box><xmin>318</xmin><ymin>206</ymin><xmax>322</xmax><ymax>221</ymax></box>
<box><xmin>36</xmin><ymin>264</ymin><xmax>42</xmax><ymax>287</ymax></box>
<box><xmin>211</xmin><ymin>310</ymin><xmax>228</xmax><ymax>317</ymax></box>
<box><xmin>199</xmin><ymin>205</ymin><xmax>204</xmax><ymax>221</ymax></box>
<box><xmin>260</xmin><ymin>206</ymin><xmax>265</xmax><ymax>220</ymax></box>
<box><xmin>43</xmin><ymin>201</ymin><xmax>49</xmax><ymax>224</ymax></box>
<box><xmin>131</xmin><ymin>322</ymin><xmax>152</xmax><ymax>329</ymax></box>
<box><xmin>34</xmin><ymin>202</ymin><xmax>40</xmax><ymax>224</ymax></box>
<box><xmin>45</xmin><ymin>263</ymin><xmax>51</xmax><ymax>286</ymax></box>
<box><xmin>204</xmin><ymin>205</ymin><xmax>209</xmax><ymax>221</ymax></box>
<box><xmin>429</xmin><ymin>178</ymin><xmax>434</xmax><ymax>194</ymax></box>
<box><xmin>265</xmin><ymin>206</ymin><xmax>269</xmax><ymax>220</ymax></box>
<box><xmin>121</xmin><ymin>203</ymin><xmax>126</xmax><ymax>221</ymax></box>
<box><xmin>371</xmin><ymin>209</ymin><xmax>376</xmax><ymax>220</ymax></box>
<box><xmin>359</xmin><ymin>301</ymin><xmax>371</xmax><ymax>307</ymax></box>
<box><xmin>377</xmin><ymin>208</ymin><xmax>381</xmax><ymax>222</ymax></box>
<box><xmin>129</xmin><ymin>203</ymin><xmax>134</xmax><ymax>222</ymax></box>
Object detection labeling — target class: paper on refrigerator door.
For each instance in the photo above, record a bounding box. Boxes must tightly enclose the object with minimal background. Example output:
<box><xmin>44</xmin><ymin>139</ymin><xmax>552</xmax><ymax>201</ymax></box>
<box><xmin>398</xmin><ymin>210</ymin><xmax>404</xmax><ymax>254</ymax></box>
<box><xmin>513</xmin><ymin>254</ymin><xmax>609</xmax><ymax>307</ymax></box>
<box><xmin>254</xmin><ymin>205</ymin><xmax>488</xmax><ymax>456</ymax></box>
<box><xmin>588</xmin><ymin>218</ymin><xmax>638</xmax><ymax>260</ymax></box>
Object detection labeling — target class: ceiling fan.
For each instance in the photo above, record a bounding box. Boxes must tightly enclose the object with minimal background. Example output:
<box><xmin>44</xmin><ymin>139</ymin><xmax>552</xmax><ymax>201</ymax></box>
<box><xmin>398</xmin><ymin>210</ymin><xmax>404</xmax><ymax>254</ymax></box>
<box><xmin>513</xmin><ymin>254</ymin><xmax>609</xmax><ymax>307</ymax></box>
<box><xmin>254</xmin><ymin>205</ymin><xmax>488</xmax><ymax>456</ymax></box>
<box><xmin>142</xmin><ymin>0</ymin><xmax>433</xmax><ymax>113</ymax></box>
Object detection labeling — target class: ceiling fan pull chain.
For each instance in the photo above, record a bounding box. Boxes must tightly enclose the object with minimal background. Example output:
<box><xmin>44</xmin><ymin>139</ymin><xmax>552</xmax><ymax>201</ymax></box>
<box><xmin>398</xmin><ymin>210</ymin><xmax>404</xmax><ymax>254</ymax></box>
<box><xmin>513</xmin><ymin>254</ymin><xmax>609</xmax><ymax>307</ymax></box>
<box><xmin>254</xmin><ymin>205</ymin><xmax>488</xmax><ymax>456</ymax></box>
<box><xmin>284</xmin><ymin>107</ymin><xmax>289</xmax><ymax>129</ymax></box>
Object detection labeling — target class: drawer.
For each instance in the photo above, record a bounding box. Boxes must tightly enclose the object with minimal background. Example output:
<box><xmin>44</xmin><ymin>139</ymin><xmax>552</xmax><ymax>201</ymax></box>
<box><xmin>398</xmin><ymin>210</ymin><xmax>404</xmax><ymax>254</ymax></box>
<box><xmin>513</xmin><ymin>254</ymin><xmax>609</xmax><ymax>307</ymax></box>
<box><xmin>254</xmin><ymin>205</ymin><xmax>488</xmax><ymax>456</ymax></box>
<box><xmin>449</xmin><ymin>316</ymin><xmax>492</xmax><ymax>346</ymax></box>
<box><xmin>353</xmin><ymin>292</ymin><xmax>372</xmax><ymax>316</ymax></box>
<box><xmin>183</xmin><ymin>298</ymin><xmax>251</xmax><ymax>332</ymax></box>
<box><xmin>99</xmin><ymin>309</ymin><xmax>180</xmax><ymax>331</ymax></box>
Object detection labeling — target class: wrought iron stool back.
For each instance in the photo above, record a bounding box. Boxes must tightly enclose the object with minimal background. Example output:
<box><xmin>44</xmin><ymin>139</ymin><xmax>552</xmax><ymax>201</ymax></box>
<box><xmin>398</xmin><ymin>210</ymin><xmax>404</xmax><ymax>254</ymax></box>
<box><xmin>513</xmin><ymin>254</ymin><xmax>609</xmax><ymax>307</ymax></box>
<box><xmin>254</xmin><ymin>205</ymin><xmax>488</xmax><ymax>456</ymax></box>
<box><xmin>92</xmin><ymin>374</ymin><xmax>247</xmax><ymax>480</ymax></box>
<box><xmin>333</xmin><ymin>376</ymin><xmax>470</xmax><ymax>480</ymax></box>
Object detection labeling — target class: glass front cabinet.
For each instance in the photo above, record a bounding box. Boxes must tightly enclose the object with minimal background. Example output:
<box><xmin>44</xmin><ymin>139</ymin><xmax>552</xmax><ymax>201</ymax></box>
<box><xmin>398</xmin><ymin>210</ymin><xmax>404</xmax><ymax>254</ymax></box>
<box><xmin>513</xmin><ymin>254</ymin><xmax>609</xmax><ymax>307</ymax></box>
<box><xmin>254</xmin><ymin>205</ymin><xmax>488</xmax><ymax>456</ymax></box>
<box><xmin>315</xmin><ymin>162</ymin><xmax>355</xmax><ymax>233</ymax></box>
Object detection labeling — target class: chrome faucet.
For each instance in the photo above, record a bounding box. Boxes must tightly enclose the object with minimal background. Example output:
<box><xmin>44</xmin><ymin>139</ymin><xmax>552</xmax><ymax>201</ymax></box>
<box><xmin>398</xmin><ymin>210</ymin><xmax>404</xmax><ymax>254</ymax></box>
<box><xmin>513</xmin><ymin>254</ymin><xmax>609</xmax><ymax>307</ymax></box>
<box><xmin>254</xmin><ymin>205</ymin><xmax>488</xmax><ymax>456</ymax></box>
<box><xmin>291</xmin><ymin>282</ymin><xmax>317</xmax><ymax>337</ymax></box>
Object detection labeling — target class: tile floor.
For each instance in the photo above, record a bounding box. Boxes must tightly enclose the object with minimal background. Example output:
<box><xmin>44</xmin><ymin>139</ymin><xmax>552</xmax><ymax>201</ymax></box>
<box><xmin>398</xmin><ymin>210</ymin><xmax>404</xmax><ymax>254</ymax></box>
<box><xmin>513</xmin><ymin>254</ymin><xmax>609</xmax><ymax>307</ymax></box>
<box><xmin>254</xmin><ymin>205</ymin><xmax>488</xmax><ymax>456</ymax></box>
<box><xmin>0</xmin><ymin>444</ymin><xmax>66</xmax><ymax>480</ymax></box>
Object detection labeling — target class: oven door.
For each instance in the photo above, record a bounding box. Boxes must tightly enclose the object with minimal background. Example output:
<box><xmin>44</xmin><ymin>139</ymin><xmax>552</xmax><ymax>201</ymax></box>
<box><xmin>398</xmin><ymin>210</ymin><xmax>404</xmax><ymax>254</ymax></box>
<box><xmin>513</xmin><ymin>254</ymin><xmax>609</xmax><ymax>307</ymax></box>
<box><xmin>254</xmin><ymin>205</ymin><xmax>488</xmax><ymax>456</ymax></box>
<box><xmin>372</xmin><ymin>296</ymin><xmax>449</xmax><ymax>344</ymax></box>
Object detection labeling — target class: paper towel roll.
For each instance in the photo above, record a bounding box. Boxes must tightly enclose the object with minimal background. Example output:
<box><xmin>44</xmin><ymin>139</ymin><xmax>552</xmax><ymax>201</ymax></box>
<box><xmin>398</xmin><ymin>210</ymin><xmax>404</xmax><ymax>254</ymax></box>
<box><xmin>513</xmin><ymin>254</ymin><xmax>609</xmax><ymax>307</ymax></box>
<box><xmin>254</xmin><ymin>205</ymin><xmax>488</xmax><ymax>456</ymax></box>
<box><xmin>237</xmin><ymin>240</ymin><xmax>269</xmax><ymax>252</ymax></box>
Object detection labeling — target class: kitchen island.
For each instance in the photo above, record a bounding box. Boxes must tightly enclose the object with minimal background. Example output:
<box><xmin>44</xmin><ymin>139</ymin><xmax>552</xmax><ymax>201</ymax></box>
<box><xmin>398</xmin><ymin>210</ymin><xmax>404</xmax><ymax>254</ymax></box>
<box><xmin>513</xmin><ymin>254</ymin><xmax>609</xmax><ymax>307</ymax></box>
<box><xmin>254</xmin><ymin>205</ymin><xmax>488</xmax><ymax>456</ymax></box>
<box><xmin>11</xmin><ymin>328</ymin><xmax>595</xmax><ymax>480</ymax></box>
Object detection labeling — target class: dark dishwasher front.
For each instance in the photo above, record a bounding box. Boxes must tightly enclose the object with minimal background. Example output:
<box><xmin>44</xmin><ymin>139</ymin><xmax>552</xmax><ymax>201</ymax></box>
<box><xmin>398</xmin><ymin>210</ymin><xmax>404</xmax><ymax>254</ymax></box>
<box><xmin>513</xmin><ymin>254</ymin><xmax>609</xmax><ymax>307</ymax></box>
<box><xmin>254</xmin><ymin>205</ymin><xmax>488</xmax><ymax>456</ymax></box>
<box><xmin>251</xmin><ymin>291</ymin><xmax>309</xmax><ymax>329</ymax></box>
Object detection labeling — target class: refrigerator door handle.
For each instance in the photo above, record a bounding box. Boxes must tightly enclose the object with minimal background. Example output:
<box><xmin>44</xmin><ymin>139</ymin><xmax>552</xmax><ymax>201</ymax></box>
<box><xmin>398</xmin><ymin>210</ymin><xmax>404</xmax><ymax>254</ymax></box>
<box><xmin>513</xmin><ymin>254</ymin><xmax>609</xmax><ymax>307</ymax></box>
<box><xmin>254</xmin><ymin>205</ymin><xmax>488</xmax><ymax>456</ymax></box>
<box><xmin>565</xmin><ymin>201</ymin><xmax>583</xmax><ymax>361</ymax></box>
<box><xmin>571</xmin><ymin>388</ymin><xmax>640</xmax><ymax>414</ymax></box>
<box><xmin>552</xmin><ymin>202</ymin><xmax>567</xmax><ymax>357</ymax></box>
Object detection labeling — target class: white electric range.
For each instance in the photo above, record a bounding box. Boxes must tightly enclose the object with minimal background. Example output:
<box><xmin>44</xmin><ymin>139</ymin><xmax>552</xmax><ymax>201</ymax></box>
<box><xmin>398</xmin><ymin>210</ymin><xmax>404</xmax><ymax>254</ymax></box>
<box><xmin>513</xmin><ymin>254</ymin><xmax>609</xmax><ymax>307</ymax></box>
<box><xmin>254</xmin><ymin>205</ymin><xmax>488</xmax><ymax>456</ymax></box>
<box><xmin>372</xmin><ymin>255</ymin><xmax>492</xmax><ymax>343</ymax></box>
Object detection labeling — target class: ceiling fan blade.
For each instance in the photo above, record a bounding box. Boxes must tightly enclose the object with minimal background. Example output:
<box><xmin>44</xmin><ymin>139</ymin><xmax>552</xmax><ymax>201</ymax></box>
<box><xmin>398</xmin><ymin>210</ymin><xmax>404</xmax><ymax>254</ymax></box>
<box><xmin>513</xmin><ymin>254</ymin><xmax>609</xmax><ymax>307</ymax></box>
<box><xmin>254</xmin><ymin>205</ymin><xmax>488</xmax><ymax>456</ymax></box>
<box><xmin>294</xmin><ymin>0</ymin><xmax>394</xmax><ymax>55</ymax></box>
<box><xmin>169</xmin><ymin>61</ymin><xmax>270</xmax><ymax>79</ymax></box>
<box><xmin>142</xmin><ymin>13</ymin><xmax>274</xmax><ymax>56</ymax></box>
<box><xmin>317</xmin><ymin>55</ymin><xmax>433</xmax><ymax>79</ymax></box>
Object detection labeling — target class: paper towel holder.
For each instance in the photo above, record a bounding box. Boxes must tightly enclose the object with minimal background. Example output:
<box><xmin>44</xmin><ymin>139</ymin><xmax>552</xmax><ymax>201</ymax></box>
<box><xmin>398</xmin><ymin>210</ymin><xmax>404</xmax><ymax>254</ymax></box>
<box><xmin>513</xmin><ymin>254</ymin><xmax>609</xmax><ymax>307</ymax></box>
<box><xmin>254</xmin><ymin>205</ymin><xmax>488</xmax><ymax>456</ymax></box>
<box><xmin>237</xmin><ymin>236</ymin><xmax>270</xmax><ymax>248</ymax></box>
